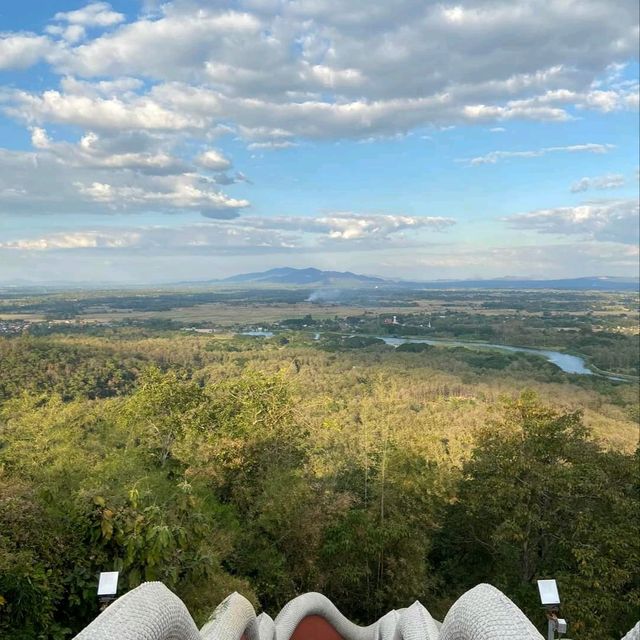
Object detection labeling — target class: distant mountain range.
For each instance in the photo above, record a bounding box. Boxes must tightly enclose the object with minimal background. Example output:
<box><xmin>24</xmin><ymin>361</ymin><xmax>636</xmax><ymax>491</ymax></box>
<box><xmin>211</xmin><ymin>268</ymin><xmax>638</xmax><ymax>291</ymax></box>
<box><xmin>2</xmin><ymin>269</ymin><xmax>638</xmax><ymax>292</ymax></box>
<box><xmin>219</xmin><ymin>267</ymin><xmax>386</xmax><ymax>285</ymax></box>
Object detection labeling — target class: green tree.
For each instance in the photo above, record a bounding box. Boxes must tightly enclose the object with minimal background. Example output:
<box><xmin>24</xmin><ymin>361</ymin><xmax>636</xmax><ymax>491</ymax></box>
<box><xmin>433</xmin><ymin>393</ymin><xmax>640</xmax><ymax>638</ymax></box>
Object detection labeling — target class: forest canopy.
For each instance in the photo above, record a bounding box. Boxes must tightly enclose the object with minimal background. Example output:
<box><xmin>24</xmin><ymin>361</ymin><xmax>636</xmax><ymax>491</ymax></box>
<box><xmin>0</xmin><ymin>330</ymin><xmax>638</xmax><ymax>639</ymax></box>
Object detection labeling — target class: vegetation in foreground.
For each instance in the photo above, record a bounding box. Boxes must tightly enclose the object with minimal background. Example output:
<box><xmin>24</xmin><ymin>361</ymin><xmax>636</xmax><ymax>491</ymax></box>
<box><xmin>0</xmin><ymin>328</ymin><xmax>638</xmax><ymax>639</ymax></box>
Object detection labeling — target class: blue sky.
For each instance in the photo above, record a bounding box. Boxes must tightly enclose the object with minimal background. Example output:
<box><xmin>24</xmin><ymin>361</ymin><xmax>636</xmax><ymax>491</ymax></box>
<box><xmin>0</xmin><ymin>0</ymin><xmax>638</xmax><ymax>284</ymax></box>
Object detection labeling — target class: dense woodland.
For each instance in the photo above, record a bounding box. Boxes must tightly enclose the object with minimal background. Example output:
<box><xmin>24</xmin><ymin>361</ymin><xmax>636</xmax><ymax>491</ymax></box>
<box><xmin>0</xmin><ymin>329</ymin><xmax>638</xmax><ymax>639</ymax></box>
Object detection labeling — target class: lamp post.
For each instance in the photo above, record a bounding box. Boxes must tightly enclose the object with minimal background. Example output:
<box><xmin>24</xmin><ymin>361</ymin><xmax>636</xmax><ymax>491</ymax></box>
<box><xmin>537</xmin><ymin>579</ymin><xmax>568</xmax><ymax>639</ymax></box>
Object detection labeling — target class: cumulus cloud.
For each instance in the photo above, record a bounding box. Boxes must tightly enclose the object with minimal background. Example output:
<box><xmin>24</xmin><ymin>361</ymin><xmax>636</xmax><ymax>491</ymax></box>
<box><xmin>4</xmin><ymin>89</ymin><xmax>202</xmax><ymax>132</ymax></box>
<box><xmin>0</xmin><ymin>71</ymin><xmax>251</xmax><ymax>217</ymax></box>
<box><xmin>53</xmin><ymin>7</ymin><xmax>263</xmax><ymax>79</ymax></box>
<box><xmin>29</xmin><ymin>127</ymin><xmax>190</xmax><ymax>175</ymax></box>
<box><xmin>0</xmin><ymin>33</ymin><xmax>53</xmax><ymax>70</ymax></box>
<box><xmin>54</xmin><ymin>2</ymin><xmax>125</xmax><ymax>28</ymax></box>
<box><xmin>505</xmin><ymin>199</ymin><xmax>639</xmax><ymax>244</ymax></box>
<box><xmin>0</xmin><ymin>0</ymin><xmax>637</xmax><ymax>145</ymax></box>
<box><xmin>0</xmin><ymin>137</ymin><xmax>249</xmax><ymax>215</ymax></box>
<box><xmin>466</xmin><ymin>143</ymin><xmax>614</xmax><ymax>166</ymax></box>
<box><xmin>570</xmin><ymin>174</ymin><xmax>626</xmax><ymax>192</ymax></box>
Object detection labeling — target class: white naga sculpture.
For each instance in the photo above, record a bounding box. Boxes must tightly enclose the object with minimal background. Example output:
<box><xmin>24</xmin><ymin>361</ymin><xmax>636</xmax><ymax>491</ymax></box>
<box><xmin>623</xmin><ymin>621</ymin><xmax>640</xmax><ymax>640</ymax></box>
<box><xmin>75</xmin><ymin>582</ymin><xmax>639</xmax><ymax>640</ymax></box>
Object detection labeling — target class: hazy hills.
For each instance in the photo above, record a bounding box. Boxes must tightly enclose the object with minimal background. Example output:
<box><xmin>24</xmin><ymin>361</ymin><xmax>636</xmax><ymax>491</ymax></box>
<box><xmin>214</xmin><ymin>268</ymin><xmax>638</xmax><ymax>291</ymax></box>
<box><xmin>2</xmin><ymin>268</ymin><xmax>637</xmax><ymax>292</ymax></box>
<box><xmin>220</xmin><ymin>267</ymin><xmax>385</xmax><ymax>285</ymax></box>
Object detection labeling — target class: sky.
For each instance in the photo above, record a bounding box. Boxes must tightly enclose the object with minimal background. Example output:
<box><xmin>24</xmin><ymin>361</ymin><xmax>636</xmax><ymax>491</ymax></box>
<box><xmin>0</xmin><ymin>0</ymin><xmax>638</xmax><ymax>284</ymax></box>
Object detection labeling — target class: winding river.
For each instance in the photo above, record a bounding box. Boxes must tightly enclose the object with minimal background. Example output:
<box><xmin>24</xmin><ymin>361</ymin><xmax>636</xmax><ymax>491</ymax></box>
<box><xmin>240</xmin><ymin>331</ymin><xmax>628</xmax><ymax>380</ymax></box>
<box><xmin>378</xmin><ymin>336</ymin><xmax>592</xmax><ymax>374</ymax></box>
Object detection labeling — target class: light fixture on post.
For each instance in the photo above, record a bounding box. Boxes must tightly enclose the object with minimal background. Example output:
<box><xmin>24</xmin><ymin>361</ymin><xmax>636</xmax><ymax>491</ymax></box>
<box><xmin>97</xmin><ymin>571</ymin><xmax>119</xmax><ymax>610</ymax></box>
<box><xmin>537</xmin><ymin>579</ymin><xmax>568</xmax><ymax>639</ymax></box>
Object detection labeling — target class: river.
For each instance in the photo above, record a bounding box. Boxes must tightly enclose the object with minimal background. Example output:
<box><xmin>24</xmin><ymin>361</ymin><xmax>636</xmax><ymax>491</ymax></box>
<box><xmin>240</xmin><ymin>331</ymin><xmax>627</xmax><ymax>380</ymax></box>
<box><xmin>378</xmin><ymin>336</ymin><xmax>592</xmax><ymax>374</ymax></box>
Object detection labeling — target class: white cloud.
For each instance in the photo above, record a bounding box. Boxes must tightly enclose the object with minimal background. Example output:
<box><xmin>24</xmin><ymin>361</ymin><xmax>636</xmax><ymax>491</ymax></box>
<box><xmin>466</xmin><ymin>143</ymin><xmax>614</xmax><ymax>166</ymax></box>
<box><xmin>0</xmin><ymin>231</ymin><xmax>142</xmax><ymax>251</ymax></box>
<box><xmin>0</xmin><ymin>131</ymin><xmax>250</xmax><ymax>215</ymax></box>
<box><xmin>0</xmin><ymin>33</ymin><xmax>53</xmax><ymax>70</ymax></box>
<box><xmin>45</xmin><ymin>24</ymin><xmax>87</xmax><ymax>44</ymax></box>
<box><xmin>53</xmin><ymin>7</ymin><xmax>262</xmax><ymax>78</ymax></box>
<box><xmin>74</xmin><ymin>176</ymin><xmax>249</xmax><ymax>211</ymax></box>
<box><xmin>570</xmin><ymin>174</ymin><xmax>626</xmax><ymax>192</ymax></box>
<box><xmin>54</xmin><ymin>2</ymin><xmax>125</xmax><ymax>28</ymax></box>
<box><xmin>0</xmin><ymin>213</ymin><xmax>455</xmax><ymax>254</ymax></box>
<box><xmin>238</xmin><ymin>213</ymin><xmax>455</xmax><ymax>238</ymax></box>
<box><xmin>0</xmin><ymin>225</ymin><xmax>295</xmax><ymax>253</ymax></box>
<box><xmin>5</xmin><ymin>89</ymin><xmax>201</xmax><ymax>132</ymax></box>
<box><xmin>505</xmin><ymin>199</ymin><xmax>639</xmax><ymax>244</ymax></box>
<box><xmin>59</xmin><ymin>76</ymin><xmax>144</xmax><ymax>97</ymax></box>
<box><xmin>311</xmin><ymin>213</ymin><xmax>453</xmax><ymax>240</ymax></box>
<box><xmin>29</xmin><ymin>127</ymin><xmax>190</xmax><ymax>174</ymax></box>
<box><xmin>196</xmin><ymin>149</ymin><xmax>232</xmax><ymax>171</ymax></box>
<box><xmin>0</xmin><ymin>0</ymin><xmax>637</xmax><ymax>145</ymax></box>
<box><xmin>30</xmin><ymin>127</ymin><xmax>52</xmax><ymax>150</ymax></box>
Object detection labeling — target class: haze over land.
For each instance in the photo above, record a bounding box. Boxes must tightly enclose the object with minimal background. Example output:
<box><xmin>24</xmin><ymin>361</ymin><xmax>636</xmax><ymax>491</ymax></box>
<box><xmin>0</xmin><ymin>0</ymin><xmax>638</xmax><ymax>283</ymax></box>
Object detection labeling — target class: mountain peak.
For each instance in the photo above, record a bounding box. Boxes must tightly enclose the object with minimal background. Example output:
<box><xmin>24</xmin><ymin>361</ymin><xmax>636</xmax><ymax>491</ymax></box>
<box><xmin>221</xmin><ymin>267</ymin><xmax>385</xmax><ymax>285</ymax></box>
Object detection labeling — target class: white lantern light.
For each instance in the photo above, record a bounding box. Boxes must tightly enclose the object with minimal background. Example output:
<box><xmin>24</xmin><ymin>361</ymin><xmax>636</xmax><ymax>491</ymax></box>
<box><xmin>97</xmin><ymin>571</ymin><xmax>119</xmax><ymax>597</ymax></box>
<box><xmin>537</xmin><ymin>579</ymin><xmax>560</xmax><ymax>606</ymax></box>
